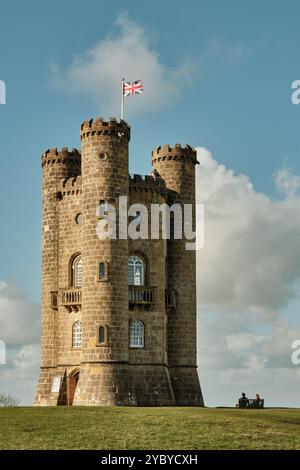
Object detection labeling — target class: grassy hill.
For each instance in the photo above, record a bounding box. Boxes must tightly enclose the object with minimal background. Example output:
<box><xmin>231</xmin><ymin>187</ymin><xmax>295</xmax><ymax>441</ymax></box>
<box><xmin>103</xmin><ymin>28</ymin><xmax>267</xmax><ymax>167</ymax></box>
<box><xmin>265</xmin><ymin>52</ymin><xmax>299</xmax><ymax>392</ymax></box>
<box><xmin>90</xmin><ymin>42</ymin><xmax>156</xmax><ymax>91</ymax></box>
<box><xmin>1</xmin><ymin>407</ymin><xmax>300</xmax><ymax>450</ymax></box>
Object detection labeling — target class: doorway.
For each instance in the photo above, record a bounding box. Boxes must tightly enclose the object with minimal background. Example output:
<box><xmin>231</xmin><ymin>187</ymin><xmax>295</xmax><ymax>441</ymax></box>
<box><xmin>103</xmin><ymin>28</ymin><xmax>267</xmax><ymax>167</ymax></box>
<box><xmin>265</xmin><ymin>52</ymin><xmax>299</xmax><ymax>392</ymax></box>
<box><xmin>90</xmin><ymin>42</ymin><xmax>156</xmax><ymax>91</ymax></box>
<box><xmin>68</xmin><ymin>370</ymin><xmax>80</xmax><ymax>405</ymax></box>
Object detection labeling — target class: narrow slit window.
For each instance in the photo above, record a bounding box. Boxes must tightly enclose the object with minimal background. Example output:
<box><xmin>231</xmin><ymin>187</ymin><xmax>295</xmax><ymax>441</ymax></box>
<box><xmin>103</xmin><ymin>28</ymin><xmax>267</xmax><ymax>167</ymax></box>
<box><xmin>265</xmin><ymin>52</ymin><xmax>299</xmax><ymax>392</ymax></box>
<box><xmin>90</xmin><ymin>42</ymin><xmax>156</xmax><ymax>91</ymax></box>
<box><xmin>99</xmin><ymin>262</ymin><xmax>106</xmax><ymax>280</ymax></box>
<box><xmin>99</xmin><ymin>326</ymin><xmax>106</xmax><ymax>344</ymax></box>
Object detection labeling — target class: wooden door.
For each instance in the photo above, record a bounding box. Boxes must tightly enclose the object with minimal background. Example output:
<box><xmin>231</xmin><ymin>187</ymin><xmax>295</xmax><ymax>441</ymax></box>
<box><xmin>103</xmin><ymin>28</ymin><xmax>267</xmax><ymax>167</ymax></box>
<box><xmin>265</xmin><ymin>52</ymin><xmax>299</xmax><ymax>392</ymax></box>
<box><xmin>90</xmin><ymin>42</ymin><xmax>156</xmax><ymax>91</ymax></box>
<box><xmin>68</xmin><ymin>371</ymin><xmax>79</xmax><ymax>405</ymax></box>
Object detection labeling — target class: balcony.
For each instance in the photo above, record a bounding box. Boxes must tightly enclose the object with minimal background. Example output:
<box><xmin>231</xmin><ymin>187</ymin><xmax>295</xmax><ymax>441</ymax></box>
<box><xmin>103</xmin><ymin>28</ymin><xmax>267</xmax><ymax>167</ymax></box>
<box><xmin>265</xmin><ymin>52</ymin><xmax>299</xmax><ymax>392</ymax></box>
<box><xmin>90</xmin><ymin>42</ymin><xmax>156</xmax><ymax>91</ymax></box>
<box><xmin>129</xmin><ymin>286</ymin><xmax>155</xmax><ymax>306</ymax></box>
<box><xmin>59</xmin><ymin>286</ymin><xmax>154</xmax><ymax>311</ymax></box>
<box><xmin>60</xmin><ymin>288</ymin><xmax>82</xmax><ymax>312</ymax></box>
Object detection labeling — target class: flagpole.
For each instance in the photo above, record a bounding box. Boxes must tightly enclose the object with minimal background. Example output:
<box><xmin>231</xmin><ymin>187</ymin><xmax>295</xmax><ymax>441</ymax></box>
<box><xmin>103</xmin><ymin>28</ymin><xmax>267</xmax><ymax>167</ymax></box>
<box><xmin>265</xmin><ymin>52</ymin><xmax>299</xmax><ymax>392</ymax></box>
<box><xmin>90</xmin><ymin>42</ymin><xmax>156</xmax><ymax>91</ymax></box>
<box><xmin>121</xmin><ymin>78</ymin><xmax>124</xmax><ymax>121</ymax></box>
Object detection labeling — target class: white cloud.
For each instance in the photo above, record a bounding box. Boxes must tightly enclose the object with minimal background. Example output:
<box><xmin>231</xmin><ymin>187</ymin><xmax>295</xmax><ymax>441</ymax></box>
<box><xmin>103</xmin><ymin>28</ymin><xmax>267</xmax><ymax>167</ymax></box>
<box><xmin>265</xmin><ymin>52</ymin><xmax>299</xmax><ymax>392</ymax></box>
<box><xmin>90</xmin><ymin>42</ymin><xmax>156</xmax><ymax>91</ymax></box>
<box><xmin>0</xmin><ymin>344</ymin><xmax>40</xmax><ymax>405</ymax></box>
<box><xmin>0</xmin><ymin>282</ymin><xmax>40</xmax><ymax>404</ymax></box>
<box><xmin>196</xmin><ymin>148</ymin><xmax>300</xmax><ymax>406</ymax></box>
<box><xmin>274</xmin><ymin>165</ymin><xmax>300</xmax><ymax>198</ymax></box>
<box><xmin>13</xmin><ymin>344</ymin><xmax>40</xmax><ymax>373</ymax></box>
<box><xmin>51</xmin><ymin>13</ymin><xmax>196</xmax><ymax>116</ymax></box>
<box><xmin>226</xmin><ymin>333</ymin><xmax>267</xmax><ymax>353</ymax></box>
<box><xmin>0</xmin><ymin>281</ymin><xmax>40</xmax><ymax>346</ymax></box>
<box><xmin>196</xmin><ymin>148</ymin><xmax>300</xmax><ymax>312</ymax></box>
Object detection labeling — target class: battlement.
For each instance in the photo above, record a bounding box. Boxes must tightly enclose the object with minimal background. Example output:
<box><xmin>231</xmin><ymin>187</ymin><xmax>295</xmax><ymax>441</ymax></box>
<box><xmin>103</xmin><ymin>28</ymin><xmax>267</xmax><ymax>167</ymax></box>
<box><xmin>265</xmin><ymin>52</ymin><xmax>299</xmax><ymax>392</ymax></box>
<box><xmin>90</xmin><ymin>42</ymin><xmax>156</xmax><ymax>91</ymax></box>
<box><xmin>56</xmin><ymin>176</ymin><xmax>82</xmax><ymax>198</ymax></box>
<box><xmin>129</xmin><ymin>174</ymin><xmax>166</xmax><ymax>194</ymax></box>
<box><xmin>42</xmin><ymin>147</ymin><xmax>81</xmax><ymax>168</ymax></box>
<box><xmin>80</xmin><ymin>117</ymin><xmax>130</xmax><ymax>141</ymax></box>
<box><xmin>151</xmin><ymin>144</ymin><xmax>199</xmax><ymax>165</ymax></box>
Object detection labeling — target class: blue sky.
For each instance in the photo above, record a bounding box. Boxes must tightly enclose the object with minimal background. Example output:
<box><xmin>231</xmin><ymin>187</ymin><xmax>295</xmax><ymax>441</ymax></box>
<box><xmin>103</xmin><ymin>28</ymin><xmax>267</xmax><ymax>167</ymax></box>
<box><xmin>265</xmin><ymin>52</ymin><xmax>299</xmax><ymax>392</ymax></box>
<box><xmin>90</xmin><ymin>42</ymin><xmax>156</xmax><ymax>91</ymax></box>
<box><xmin>1</xmin><ymin>0</ymin><xmax>300</xmax><ymax>406</ymax></box>
<box><xmin>1</xmin><ymin>0</ymin><xmax>300</xmax><ymax>297</ymax></box>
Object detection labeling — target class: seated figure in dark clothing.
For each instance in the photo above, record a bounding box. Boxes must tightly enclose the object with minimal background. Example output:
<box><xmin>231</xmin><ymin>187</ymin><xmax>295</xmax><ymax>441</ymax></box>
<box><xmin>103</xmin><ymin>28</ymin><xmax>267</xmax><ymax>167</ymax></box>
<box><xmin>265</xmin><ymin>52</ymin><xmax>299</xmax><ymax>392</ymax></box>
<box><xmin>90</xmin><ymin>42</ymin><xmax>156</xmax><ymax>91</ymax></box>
<box><xmin>238</xmin><ymin>392</ymin><xmax>249</xmax><ymax>407</ymax></box>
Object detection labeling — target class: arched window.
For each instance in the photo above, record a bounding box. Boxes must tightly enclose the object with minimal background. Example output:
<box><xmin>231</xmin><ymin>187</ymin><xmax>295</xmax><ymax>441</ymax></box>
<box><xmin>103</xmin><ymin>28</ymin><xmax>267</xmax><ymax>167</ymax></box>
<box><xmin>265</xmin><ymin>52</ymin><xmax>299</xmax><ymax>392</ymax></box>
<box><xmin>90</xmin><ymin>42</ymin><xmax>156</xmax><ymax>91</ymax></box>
<box><xmin>128</xmin><ymin>255</ymin><xmax>145</xmax><ymax>286</ymax></box>
<box><xmin>72</xmin><ymin>321</ymin><xmax>82</xmax><ymax>348</ymax></box>
<box><xmin>97</xmin><ymin>261</ymin><xmax>109</xmax><ymax>282</ymax></box>
<box><xmin>72</xmin><ymin>255</ymin><xmax>82</xmax><ymax>287</ymax></box>
<box><xmin>129</xmin><ymin>320</ymin><xmax>144</xmax><ymax>348</ymax></box>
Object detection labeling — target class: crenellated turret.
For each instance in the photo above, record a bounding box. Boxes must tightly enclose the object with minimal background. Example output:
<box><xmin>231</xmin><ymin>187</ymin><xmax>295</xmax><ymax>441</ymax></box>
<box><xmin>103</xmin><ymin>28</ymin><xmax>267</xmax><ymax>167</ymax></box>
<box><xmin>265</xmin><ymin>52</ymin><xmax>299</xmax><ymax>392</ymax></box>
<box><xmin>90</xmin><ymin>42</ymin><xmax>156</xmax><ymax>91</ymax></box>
<box><xmin>42</xmin><ymin>147</ymin><xmax>81</xmax><ymax>178</ymax></box>
<box><xmin>151</xmin><ymin>143</ymin><xmax>203</xmax><ymax>406</ymax></box>
<box><xmin>35</xmin><ymin>147</ymin><xmax>81</xmax><ymax>405</ymax></box>
<box><xmin>74</xmin><ymin>117</ymin><xmax>133</xmax><ymax>405</ymax></box>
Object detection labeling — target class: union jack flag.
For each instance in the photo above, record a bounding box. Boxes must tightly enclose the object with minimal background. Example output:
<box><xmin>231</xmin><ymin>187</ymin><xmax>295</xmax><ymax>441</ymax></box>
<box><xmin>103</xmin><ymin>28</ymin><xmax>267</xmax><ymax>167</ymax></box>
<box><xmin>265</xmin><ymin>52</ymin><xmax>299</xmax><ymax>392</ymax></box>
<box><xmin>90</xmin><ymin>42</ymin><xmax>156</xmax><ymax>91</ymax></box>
<box><xmin>123</xmin><ymin>80</ymin><xmax>144</xmax><ymax>97</ymax></box>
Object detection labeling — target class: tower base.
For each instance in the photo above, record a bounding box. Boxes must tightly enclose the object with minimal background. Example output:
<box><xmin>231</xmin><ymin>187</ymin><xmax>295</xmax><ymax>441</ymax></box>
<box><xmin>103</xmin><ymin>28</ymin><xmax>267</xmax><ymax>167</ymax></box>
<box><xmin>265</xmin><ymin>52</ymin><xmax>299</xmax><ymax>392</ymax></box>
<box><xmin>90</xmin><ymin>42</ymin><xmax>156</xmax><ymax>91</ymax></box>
<box><xmin>34</xmin><ymin>364</ymin><xmax>204</xmax><ymax>406</ymax></box>
<box><xmin>130</xmin><ymin>364</ymin><xmax>175</xmax><ymax>406</ymax></box>
<box><xmin>169</xmin><ymin>366</ymin><xmax>204</xmax><ymax>406</ymax></box>
<box><xmin>34</xmin><ymin>367</ymin><xmax>63</xmax><ymax>406</ymax></box>
<box><xmin>73</xmin><ymin>363</ymin><xmax>135</xmax><ymax>406</ymax></box>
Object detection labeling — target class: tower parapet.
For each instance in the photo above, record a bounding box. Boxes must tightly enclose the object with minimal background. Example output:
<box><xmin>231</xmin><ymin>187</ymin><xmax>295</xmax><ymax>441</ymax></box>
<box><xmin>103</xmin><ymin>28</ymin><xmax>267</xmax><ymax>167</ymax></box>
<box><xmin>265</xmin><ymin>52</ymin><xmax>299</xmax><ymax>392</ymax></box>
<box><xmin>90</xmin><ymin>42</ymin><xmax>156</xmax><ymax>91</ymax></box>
<box><xmin>42</xmin><ymin>147</ymin><xmax>81</xmax><ymax>179</ymax></box>
<box><xmin>152</xmin><ymin>144</ymin><xmax>199</xmax><ymax>204</ymax></box>
<box><xmin>129</xmin><ymin>174</ymin><xmax>166</xmax><ymax>194</ymax></box>
<box><xmin>80</xmin><ymin>117</ymin><xmax>130</xmax><ymax>142</ymax></box>
<box><xmin>151</xmin><ymin>144</ymin><xmax>198</xmax><ymax>166</ymax></box>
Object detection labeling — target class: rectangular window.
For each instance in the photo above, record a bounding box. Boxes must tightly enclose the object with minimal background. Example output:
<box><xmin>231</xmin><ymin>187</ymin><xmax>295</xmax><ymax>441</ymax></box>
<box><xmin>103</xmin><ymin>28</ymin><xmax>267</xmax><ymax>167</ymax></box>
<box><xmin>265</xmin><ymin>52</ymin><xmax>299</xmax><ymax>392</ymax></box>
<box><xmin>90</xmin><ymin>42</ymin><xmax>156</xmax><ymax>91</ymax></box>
<box><xmin>99</xmin><ymin>326</ymin><xmax>106</xmax><ymax>344</ymax></box>
<box><xmin>129</xmin><ymin>320</ymin><xmax>144</xmax><ymax>348</ymax></box>
<box><xmin>99</xmin><ymin>262</ymin><xmax>106</xmax><ymax>280</ymax></box>
<box><xmin>130</xmin><ymin>334</ymin><xmax>144</xmax><ymax>348</ymax></box>
<box><xmin>98</xmin><ymin>261</ymin><xmax>108</xmax><ymax>281</ymax></box>
<box><xmin>51</xmin><ymin>291</ymin><xmax>58</xmax><ymax>310</ymax></box>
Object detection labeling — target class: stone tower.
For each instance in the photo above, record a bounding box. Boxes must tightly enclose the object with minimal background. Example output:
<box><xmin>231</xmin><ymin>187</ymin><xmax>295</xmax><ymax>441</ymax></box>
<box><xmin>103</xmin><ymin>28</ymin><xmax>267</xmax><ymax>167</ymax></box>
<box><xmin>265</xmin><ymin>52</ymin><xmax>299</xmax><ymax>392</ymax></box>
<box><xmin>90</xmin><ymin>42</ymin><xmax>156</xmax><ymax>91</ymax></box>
<box><xmin>35</xmin><ymin>117</ymin><xmax>204</xmax><ymax>407</ymax></box>
<box><xmin>152</xmin><ymin>144</ymin><xmax>202</xmax><ymax>405</ymax></box>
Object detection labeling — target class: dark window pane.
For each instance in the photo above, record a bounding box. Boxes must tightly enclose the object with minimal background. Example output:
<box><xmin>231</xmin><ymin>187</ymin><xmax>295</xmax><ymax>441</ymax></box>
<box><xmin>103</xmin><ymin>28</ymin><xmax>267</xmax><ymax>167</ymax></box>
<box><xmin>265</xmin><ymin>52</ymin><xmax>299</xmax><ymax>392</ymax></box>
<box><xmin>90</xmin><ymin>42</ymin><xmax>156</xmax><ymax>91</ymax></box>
<box><xmin>99</xmin><ymin>262</ymin><xmax>106</xmax><ymax>279</ymax></box>
<box><xmin>99</xmin><ymin>326</ymin><xmax>105</xmax><ymax>343</ymax></box>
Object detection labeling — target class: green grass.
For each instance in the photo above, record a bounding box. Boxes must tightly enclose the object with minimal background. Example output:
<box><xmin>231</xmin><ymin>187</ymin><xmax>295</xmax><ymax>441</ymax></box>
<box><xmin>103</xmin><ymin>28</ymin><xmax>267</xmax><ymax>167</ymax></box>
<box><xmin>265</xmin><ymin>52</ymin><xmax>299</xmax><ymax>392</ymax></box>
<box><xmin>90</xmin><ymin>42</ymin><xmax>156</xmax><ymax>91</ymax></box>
<box><xmin>1</xmin><ymin>407</ymin><xmax>300</xmax><ymax>450</ymax></box>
